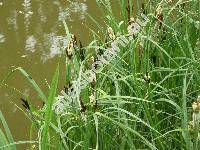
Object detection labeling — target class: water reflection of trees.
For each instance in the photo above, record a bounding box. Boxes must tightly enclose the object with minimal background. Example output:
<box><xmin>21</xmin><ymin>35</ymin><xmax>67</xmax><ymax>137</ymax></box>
<box><xmin>1</xmin><ymin>0</ymin><xmax>88</xmax><ymax>62</ymax></box>
<box><xmin>25</xmin><ymin>0</ymin><xmax>88</xmax><ymax>62</ymax></box>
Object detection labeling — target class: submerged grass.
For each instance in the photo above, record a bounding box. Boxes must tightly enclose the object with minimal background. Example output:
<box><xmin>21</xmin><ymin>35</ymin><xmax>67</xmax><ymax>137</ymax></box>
<box><xmin>1</xmin><ymin>0</ymin><xmax>200</xmax><ymax>149</ymax></box>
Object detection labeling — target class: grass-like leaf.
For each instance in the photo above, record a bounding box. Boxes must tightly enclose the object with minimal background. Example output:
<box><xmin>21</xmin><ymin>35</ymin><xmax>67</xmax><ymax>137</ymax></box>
<box><xmin>0</xmin><ymin>111</ymin><xmax>16</xmax><ymax>150</ymax></box>
<box><xmin>41</xmin><ymin>64</ymin><xmax>60</xmax><ymax>149</ymax></box>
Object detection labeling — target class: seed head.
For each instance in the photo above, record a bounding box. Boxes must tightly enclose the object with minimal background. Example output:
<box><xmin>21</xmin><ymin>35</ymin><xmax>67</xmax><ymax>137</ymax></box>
<box><xmin>156</xmin><ymin>5</ymin><xmax>162</xmax><ymax>17</ymax></box>
<box><xmin>79</xmin><ymin>97</ymin><xmax>86</xmax><ymax>113</ymax></box>
<box><xmin>20</xmin><ymin>98</ymin><xmax>30</xmax><ymax>111</ymax></box>
<box><xmin>108</xmin><ymin>27</ymin><xmax>115</xmax><ymax>40</ymax></box>
<box><xmin>71</xmin><ymin>34</ymin><xmax>77</xmax><ymax>47</ymax></box>
<box><xmin>66</xmin><ymin>41</ymin><xmax>74</xmax><ymax>59</ymax></box>
<box><xmin>127</xmin><ymin>18</ymin><xmax>140</xmax><ymax>36</ymax></box>
<box><xmin>90</xmin><ymin>71</ymin><xmax>96</xmax><ymax>86</ymax></box>
<box><xmin>143</xmin><ymin>73</ymin><xmax>151</xmax><ymax>83</ymax></box>
<box><xmin>188</xmin><ymin>121</ymin><xmax>194</xmax><ymax>132</ymax></box>
<box><xmin>192</xmin><ymin>96</ymin><xmax>200</xmax><ymax>112</ymax></box>
<box><xmin>91</xmin><ymin>56</ymin><xmax>95</xmax><ymax>64</ymax></box>
<box><xmin>79</xmin><ymin>40</ymin><xmax>85</xmax><ymax>61</ymax></box>
<box><xmin>155</xmin><ymin>5</ymin><xmax>163</xmax><ymax>27</ymax></box>
<box><xmin>89</xmin><ymin>93</ymin><xmax>96</xmax><ymax>106</ymax></box>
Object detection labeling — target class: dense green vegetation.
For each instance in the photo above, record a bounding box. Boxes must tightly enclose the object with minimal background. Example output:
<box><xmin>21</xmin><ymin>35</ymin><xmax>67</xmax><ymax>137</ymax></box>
<box><xmin>1</xmin><ymin>0</ymin><xmax>200</xmax><ymax>149</ymax></box>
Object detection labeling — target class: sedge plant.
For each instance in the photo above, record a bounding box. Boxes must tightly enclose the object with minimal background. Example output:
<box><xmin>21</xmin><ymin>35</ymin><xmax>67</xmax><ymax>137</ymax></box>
<box><xmin>1</xmin><ymin>0</ymin><xmax>200</xmax><ymax>149</ymax></box>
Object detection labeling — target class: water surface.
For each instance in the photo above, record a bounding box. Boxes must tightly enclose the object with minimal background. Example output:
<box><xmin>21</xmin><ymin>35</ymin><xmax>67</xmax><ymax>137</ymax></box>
<box><xmin>0</xmin><ymin>0</ymin><xmax>105</xmax><ymax>147</ymax></box>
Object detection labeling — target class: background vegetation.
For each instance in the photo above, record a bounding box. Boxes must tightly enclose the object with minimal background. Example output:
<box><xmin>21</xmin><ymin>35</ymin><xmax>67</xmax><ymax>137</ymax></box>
<box><xmin>1</xmin><ymin>0</ymin><xmax>200</xmax><ymax>149</ymax></box>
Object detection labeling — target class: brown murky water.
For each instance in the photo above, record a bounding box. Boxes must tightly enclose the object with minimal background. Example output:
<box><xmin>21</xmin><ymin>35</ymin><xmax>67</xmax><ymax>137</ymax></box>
<box><xmin>0</xmin><ymin>0</ymin><xmax>109</xmax><ymax>147</ymax></box>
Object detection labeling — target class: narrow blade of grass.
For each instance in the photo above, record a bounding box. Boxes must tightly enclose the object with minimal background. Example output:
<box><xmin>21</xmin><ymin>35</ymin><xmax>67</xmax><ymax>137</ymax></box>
<box><xmin>0</xmin><ymin>67</ymin><xmax>47</xmax><ymax>102</ymax></box>
<box><xmin>0</xmin><ymin>128</ymin><xmax>9</xmax><ymax>150</ymax></box>
<box><xmin>95</xmin><ymin>112</ymin><xmax>157</xmax><ymax>150</ymax></box>
<box><xmin>0</xmin><ymin>111</ymin><xmax>16</xmax><ymax>150</ymax></box>
<box><xmin>182</xmin><ymin>73</ymin><xmax>192</xmax><ymax>150</ymax></box>
<box><xmin>41</xmin><ymin>64</ymin><xmax>60</xmax><ymax>149</ymax></box>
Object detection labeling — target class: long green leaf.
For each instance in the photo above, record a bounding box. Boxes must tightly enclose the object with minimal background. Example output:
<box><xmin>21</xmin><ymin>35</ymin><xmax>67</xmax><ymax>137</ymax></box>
<box><xmin>95</xmin><ymin>112</ymin><xmax>157</xmax><ymax>150</ymax></box>
<box><xmin>0</xmin><ymin>128</ymin><xmax>9</xmax><ymax>150</ymax></box>
<box><xmin>41</xmin><ymin>64</ymin><xmax>60</xmax><ymax>149</ymax></box>
<box><xmin>0</xmin><ymin>111</ymin><xmax>16</xmax><ymax>150</ymax></box>
<box><xmin>0</xmin><ymin>67</ymin><xmax>47</xmax><ymax>102</ymax></box>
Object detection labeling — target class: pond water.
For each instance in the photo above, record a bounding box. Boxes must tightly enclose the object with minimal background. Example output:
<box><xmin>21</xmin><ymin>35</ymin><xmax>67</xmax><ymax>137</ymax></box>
<box><xmin>0</xmin><ymin>0</ymin><xmax>109</xmax><ymax>147</ymax></box>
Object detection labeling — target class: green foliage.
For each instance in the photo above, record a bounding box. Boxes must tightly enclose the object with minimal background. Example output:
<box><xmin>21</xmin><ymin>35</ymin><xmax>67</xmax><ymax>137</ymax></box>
<box><xmin>2</xmin><ymin>0</ymin><xmax>200</xmax><ymax>149</ymax></box>
<box><xmin>0</xmin><ymin>111</ymin><xmax>14</xmax><ymax>150</ymax></box>
<box><xmin>41</xmin><ymin>64</ymin><xmax>60</xmax><ymax>149</ymax></box>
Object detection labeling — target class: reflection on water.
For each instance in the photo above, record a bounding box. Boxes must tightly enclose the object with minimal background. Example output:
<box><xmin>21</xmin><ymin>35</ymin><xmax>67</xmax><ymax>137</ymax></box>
<box><xmin>25</xmin><ymin>35</ymin><xmax>36</xmax><ymax>53</ymax></box>
<box><xmin>4</xmin><ymin>0</ymin><xmax>89</xmax><ymax>62</ymax></box>
<box><xmin>58</xmin><ymin>1</ymin><xmax>88</xmax><ymax>21</ymax></box>
<box><xmin>0</xmin><ymin>33</ymin><xmax>5</xmax><ymax>43</ymax></box>
<box><xmin>41</xmin><ymin>33</ymin><xmax>68</xmax><ymax>62</ymax></box>
<box><xmin>7</xmin><ymin>9</ymin><xmax>18</xmax><ymax>31</ymax></box>
<box><xmin>0</xmin><ymin>0</ymin><xmax>103</xmax><ymax>147</ymax></box>
<box><xmin>24</xmin><ymin>33</ymin><xmax>68</xmax><ymax>62</ymax></box>
<box><xmin>23</xmin><ymin>0</ymin><xmax>33</xmax><ymax>31</ymax></box>
<box><xmin>38</xmin><ymin>2</ymin><xmax>47</xmax><ymax>24</ymax></box>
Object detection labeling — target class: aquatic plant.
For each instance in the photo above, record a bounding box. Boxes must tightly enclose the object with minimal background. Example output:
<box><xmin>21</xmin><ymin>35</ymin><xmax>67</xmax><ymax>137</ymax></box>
<box><xmin>0</xmin><ymin>111</ymin><xmax>37</xmax><ymax>149</ymax></box>
<box><xmin>1</xmin><ymin>0</ymin><xmax>200</xmax><ymax>149</ymax></box>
